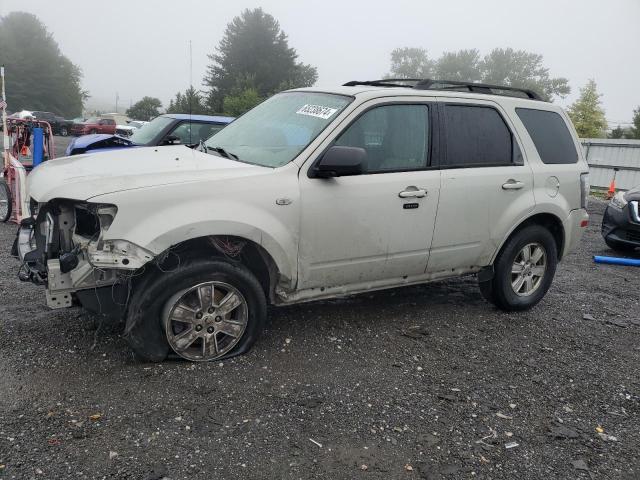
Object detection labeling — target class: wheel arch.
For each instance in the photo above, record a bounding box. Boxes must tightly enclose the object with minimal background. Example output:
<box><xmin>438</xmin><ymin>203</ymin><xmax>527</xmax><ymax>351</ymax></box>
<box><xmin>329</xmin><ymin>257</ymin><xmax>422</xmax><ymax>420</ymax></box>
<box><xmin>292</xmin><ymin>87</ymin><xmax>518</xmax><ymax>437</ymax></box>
<box><xmin>491</xmin><ymin>212</ymin><xmax>566</xmax><ymax>264</ymax></box>
<box><xmin>153</xmin><ymin>235</ymin><xmax>282</xmax><ymax>304</ymax></box>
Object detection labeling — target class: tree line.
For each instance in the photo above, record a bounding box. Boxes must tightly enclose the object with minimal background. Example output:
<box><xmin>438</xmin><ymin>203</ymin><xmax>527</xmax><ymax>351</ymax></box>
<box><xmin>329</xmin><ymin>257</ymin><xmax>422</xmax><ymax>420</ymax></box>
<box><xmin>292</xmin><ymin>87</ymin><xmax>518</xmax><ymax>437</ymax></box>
<box><xmin>2</xmin><ymin>9</ymin><xmax>638</xmax><ymax>138</ymax></box>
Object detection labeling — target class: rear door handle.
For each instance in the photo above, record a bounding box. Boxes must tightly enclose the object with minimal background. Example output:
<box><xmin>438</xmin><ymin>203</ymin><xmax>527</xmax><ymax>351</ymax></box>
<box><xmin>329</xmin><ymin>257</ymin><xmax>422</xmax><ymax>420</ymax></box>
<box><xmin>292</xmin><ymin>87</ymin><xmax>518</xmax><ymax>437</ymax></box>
<box><xmin>399</xmin><ymin>186</ymin><xmax>427</xmax><ymax>198</ymax></box>
<box><xmin>502</xmin><ymin>180</ymin><xmax>525</xmax><ymax>190</ymax></box>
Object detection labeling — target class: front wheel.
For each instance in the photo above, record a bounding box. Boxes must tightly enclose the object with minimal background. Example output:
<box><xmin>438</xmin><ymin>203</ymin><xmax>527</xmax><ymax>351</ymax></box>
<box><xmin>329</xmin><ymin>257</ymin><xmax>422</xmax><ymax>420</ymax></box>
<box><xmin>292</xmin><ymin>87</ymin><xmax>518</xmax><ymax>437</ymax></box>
<box><xmin>60</xmin><ymin>126</ymin><xmax>69</xmax><ymax>136</ymax></box>
<box><xmin>0</xmin><ymin>180</ymin><xmax>12</xmax><ymax>223</ymax></box>
<box><xmin>89</xmin><ymin>129</ymin><xmax>97</xmax><ymax>134</ymax></box>
<box><xmin>479</xmin><ymin>225</ymin><xmax>558</xmax><ymax>311</ymax></box>
<box><xmin>125</xmin><ymin>259</ymin><xmax>267</xmax><ymax>362</ymax></box>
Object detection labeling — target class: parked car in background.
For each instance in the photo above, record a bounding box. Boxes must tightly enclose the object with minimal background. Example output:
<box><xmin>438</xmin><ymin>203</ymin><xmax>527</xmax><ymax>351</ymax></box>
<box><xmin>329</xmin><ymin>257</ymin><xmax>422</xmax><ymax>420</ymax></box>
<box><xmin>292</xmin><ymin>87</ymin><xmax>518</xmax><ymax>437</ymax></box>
<box><xmin>601</xmin><ymin>186</ymin><xmax>640</xmax><ymax>252</ymax></box>
<box><xmin>100</xmin><ymin>113</ymin><xmax>130</xmax><ymax>126</ymax></box>
<box><xmin>71</xmin><ymin>117</ymin><xmax>117</xmax><ymax>136</ymax></box>
<box><xmin>65</xmin><ymin>114</ymin><xmax>233</xmax><ymax>156</ymax></box>
<box><xmin>8</xmin><ymin>110</ymin><xmax>34</xmax><ymax>120</ymax></box>
<box><xmin>115</xmin><ymin>120</ymin><xmax>147</xmax><ymax>137</ymax></box>
<box><xmin>31</xmin><ymin>111</ymin><xmax>74</xmax><ymax>136</ymax></box>
<box><xmin>17</xmin><ymin>80</ymin><xmax>589</xmax><ymax>362</ymax></box>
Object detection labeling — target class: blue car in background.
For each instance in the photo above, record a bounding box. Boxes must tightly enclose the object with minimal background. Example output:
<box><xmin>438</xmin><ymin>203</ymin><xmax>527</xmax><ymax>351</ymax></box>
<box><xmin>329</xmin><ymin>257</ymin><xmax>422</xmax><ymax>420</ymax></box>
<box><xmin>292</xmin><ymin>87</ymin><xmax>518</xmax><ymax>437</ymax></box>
<box><xmin>65</xmin><ymin>113</ymin><xmax>234</xmax><ymax>156</ymax></box>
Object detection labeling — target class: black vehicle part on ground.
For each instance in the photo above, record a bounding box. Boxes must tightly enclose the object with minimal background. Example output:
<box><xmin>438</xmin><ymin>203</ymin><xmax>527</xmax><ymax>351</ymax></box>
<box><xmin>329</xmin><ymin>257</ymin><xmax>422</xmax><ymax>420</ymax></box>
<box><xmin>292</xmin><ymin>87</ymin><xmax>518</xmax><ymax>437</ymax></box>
<box><xmin>601</xmin><ymin>196</ymin><xmax>640</xmax><ymax>252</ymax></box>
<box><xmin>124</xmin><ymin>258</ymin><xmax>267</xmax><ymax>362</ymax></box>
<box><xmin>479</xmin><ymin>225</ymin><xmax>558</xmax><ymax>311</ymax></box>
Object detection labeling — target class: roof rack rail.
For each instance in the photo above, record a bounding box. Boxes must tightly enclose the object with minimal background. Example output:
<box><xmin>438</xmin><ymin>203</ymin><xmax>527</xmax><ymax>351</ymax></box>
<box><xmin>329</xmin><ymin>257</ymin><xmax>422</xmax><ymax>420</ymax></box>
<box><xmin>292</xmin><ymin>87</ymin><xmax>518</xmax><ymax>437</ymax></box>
<box><xmin>342</xmin><ymin>78</ymin><xmax>544</xmax><ymax>101</ymax></box>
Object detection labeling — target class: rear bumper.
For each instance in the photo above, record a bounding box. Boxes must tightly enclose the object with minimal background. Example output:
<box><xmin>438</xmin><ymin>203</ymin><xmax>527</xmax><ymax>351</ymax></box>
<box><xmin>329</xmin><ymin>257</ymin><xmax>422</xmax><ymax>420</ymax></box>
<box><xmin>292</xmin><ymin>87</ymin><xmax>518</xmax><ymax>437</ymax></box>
<box><xmin>562</xmin><ymin>208</ymin><xmax>589</xmax><ymax>258</ymax></box>
<box><xmin>602</xmin><ymin>204</ymin><xmax>640</xmax><ymax>248</ymax></box>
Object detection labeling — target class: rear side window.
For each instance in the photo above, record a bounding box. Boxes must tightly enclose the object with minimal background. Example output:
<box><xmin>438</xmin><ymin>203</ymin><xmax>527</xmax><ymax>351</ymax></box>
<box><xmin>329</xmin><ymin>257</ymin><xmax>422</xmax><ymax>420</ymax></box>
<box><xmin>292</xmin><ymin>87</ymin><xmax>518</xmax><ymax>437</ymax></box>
<box><xmin>516</xmin><ymin>108</ymin><xmax>578</xmax><ymax>164</ymax></box>
<box><xmin>443</xmin><ymin>105</ymin><xmax>513</xmax><ymax>167</ymax></box>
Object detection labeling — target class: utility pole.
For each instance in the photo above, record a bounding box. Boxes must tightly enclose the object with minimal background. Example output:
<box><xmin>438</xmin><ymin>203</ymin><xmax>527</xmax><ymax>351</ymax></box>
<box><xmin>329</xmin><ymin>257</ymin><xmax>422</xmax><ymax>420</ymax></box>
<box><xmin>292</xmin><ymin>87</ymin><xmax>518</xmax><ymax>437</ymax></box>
<box><xmin>115</xmin><ymin>92</ymin><xmax>119</xmax><ymax>113</ymax></box>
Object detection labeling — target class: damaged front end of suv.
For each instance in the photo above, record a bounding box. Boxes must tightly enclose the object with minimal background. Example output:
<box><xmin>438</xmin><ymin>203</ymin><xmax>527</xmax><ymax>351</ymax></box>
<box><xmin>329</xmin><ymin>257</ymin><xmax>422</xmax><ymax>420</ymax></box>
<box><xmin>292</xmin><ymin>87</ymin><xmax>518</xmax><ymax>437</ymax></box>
<box><xmin>14</xmin><ymin>199</ymin><xmax>155</xmax><ymax>315</ymax></box>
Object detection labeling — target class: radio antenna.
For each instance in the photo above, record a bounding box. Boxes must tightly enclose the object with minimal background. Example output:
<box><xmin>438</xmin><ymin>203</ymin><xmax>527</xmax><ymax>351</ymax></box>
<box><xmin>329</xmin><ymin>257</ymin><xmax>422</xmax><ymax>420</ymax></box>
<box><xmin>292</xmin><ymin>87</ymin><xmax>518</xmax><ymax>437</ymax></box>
<box><xmin>188</xmin><ymin>40</ymin><xmax>193</xmax><ymax>146</ymax></box>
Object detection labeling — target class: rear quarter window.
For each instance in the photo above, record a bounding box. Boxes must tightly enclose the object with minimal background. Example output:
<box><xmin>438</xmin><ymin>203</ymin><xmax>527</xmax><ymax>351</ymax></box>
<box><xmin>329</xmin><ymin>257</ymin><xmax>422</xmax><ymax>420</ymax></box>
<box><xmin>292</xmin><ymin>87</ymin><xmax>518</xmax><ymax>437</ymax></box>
<box><xmin>443</xmin><ymin>104</ymin><xmax>513</xmax><ymax>167</ymax></box>
<box><xmin>516</xmin><ymin>108</ymin><xmax>578</xmax><ymax>164</ymax></box>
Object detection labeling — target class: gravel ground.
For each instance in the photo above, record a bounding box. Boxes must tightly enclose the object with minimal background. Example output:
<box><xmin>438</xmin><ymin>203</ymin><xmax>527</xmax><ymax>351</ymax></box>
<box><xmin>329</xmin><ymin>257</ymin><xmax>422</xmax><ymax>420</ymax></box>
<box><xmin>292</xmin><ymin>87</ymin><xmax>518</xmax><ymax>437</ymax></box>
<box><xmin>0</xmin><ymin>199</ymin><xmax>638</xmax><ymax>480</ymax></box>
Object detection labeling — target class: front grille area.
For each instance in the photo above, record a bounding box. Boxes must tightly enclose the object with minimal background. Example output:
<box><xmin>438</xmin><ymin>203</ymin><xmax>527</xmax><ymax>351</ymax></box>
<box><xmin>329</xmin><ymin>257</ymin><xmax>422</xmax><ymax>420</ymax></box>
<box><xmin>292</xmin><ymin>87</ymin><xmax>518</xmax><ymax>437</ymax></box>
<box><xmin>626</xmin><ymin>229</ymin><xmax>640</xmax><ymax>243</ymax></box>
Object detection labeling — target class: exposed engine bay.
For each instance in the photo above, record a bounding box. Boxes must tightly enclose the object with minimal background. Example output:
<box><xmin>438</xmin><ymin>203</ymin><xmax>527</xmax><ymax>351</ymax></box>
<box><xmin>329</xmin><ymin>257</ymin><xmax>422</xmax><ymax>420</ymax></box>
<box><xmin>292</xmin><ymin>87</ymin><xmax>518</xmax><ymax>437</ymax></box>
<box><xmin>15</xmin><ymin>199</ymin><xmax>154</xmax><ymax>309</ymax></box>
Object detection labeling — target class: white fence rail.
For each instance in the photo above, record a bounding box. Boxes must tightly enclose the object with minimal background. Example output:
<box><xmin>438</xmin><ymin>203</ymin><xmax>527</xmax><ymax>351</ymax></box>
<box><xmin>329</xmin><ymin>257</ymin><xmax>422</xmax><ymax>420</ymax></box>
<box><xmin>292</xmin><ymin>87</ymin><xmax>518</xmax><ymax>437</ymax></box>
<box><xmin>581</xmin><ymin>138</ymin><xmax>640</xmax><ymax>190</ymax></box>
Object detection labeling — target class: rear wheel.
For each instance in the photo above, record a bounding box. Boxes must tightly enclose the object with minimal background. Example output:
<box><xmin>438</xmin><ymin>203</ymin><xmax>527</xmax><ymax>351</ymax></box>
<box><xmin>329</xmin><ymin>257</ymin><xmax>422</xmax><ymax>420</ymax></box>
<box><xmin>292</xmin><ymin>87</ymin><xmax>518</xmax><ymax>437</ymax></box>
<box><xmin>605</xmin><ymin>237</ymin><xmax>637</xmax><ymax>253</ymax></box>
<box><xmin>0</xmin><ymin>180</ymin><xmax>11</xmax><ymax>223</ymax></box>
<box><xmin>479</xmin><ymin>225</ymin><xmax>558</xmax><ymax>311</ymax></box>
<box><xmin>59</xmin><ymin>126</ymin><xmax>69</xmax><ymax>136</ymax></box>
<box><xmin>125</xmin><ymin>258</ymin><xmax>267</xmax><ymax>362</ymax></box>
<box><xmin>89</xmin><ymin>129</ymin><xmax>97</xmax><ymax>134</ymax></box>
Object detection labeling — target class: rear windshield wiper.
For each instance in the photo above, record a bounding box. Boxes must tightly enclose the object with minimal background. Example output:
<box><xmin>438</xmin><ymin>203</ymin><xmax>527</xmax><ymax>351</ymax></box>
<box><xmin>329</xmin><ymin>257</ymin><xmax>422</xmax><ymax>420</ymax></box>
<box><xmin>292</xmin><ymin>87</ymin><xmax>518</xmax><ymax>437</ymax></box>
<box><xmin>205</xmin><ymin>145</ymin><xmax>239</xmax><ymax>160</ymax></box>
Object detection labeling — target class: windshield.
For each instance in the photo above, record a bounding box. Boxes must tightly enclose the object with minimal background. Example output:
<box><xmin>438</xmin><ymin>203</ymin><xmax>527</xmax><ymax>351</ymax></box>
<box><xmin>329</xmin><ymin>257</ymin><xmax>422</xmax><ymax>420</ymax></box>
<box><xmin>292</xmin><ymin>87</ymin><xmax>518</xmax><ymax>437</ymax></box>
<box><xmin>129</xmin><ymin>116</ymin><xmax>174</xmax><ymax>145</ymax></box>
<box><xmin>85</xmin><ymin>117</ymin><xmax>100</xmax><ymax>124</ymax></box>
<box><xmin>204</xmin><ymin>91</ymin><xmax>352</xmax><ymax>167</ymax></box>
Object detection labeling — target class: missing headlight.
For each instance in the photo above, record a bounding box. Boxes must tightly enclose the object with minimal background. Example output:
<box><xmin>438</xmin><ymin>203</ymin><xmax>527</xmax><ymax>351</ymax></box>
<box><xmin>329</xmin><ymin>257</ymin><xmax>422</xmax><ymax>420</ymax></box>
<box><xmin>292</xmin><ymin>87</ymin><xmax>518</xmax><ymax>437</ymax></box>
<box><xmin>75</xmin><ymin>206</ymin><xmax>100</xmax><ymax>238</ymax></box>
<box><xmin>74</xmin><ymin>203</ymin><xmax>118</xmax><ymax>239</ymax></box>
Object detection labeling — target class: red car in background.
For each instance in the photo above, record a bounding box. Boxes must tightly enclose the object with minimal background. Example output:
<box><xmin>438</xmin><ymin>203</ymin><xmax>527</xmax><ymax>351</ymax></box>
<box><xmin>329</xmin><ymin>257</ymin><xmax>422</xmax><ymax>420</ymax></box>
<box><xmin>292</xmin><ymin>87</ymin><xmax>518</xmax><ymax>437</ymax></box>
<box><xmin>70</xmin><ymin>117</ymin><xmax>116</xmax><ymax>136</ymax></box>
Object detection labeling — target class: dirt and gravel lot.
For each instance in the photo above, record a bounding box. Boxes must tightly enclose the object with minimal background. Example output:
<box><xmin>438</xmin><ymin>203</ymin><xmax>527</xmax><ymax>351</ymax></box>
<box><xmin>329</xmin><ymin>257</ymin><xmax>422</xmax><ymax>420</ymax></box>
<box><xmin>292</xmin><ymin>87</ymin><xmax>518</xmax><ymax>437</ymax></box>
<box><xmin>0</xmin><ymin>198</ymin><xmax>638</xmax><ymax>480</ymax></box>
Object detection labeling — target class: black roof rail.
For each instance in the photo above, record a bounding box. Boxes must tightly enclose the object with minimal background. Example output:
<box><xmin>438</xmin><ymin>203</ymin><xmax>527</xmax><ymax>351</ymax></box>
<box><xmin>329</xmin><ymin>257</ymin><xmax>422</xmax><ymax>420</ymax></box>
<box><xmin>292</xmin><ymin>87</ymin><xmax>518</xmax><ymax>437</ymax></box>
<box><xmin>342</xmin><ymin>78</ymin><xmax>544</xmax><ymax>101</ymax></box>
<box><xmin>342</xmin><ymin>79</ymin><xmax>423</xmax><ymax>88</ymax></box>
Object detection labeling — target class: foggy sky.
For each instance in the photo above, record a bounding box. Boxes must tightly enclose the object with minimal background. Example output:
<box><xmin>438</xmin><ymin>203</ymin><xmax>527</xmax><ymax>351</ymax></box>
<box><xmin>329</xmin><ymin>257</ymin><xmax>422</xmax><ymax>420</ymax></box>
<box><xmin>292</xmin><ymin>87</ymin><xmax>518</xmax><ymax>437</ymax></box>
<box><xmin>1</xmin><ymin>0</ymin><xmax>638</xmax><ymax>124</ymax></box>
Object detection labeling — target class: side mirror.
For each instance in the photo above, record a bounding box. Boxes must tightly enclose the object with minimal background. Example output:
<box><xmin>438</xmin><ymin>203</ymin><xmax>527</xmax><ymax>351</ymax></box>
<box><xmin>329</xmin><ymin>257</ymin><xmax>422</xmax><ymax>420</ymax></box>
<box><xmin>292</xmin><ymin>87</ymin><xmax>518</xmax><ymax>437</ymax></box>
<box><xmin>311</xmin><ymin>146</ymin><xmax>367</xmax><ymax>178</ymax></box>
<box><xmin>164</xmin><ymin>135</ymin><xmax>181</xmax><ymax>145</ymax></box>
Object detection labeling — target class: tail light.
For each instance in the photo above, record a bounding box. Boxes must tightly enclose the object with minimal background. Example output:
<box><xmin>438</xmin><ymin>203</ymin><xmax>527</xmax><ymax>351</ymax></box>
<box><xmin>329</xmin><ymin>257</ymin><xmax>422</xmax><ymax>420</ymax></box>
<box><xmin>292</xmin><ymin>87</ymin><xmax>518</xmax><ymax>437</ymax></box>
<box><xmin>580</xmin><ymin>173</ymin><xmax>589</xmax><ymax>209</ymax></box>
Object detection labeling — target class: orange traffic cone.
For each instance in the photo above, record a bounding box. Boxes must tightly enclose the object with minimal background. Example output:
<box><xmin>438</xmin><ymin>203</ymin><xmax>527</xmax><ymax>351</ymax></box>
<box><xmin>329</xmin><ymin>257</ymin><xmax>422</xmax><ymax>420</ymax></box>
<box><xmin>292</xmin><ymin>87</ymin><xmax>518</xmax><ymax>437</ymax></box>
<box><xmin>606</xmin><ymin>179</ymin><xmax>616</xmax><ymax>199</ymax></box>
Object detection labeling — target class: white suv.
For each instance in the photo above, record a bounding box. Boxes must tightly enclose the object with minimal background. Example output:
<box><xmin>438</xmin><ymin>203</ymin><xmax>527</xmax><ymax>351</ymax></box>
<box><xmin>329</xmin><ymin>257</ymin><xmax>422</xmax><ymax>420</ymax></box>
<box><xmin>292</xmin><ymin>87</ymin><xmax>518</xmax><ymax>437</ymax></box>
<box><xmin>15</xmin><ymin>79</ymin><xmax>590</xmax><ymax>362</ymax></box>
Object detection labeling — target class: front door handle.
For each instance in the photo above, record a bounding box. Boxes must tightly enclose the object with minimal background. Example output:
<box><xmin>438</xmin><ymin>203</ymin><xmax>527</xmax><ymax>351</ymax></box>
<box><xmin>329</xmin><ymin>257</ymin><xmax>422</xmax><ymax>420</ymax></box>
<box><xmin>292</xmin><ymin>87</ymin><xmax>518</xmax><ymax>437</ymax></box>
<box><xmin>502</xmin><ymin>180</ymin><xmax>525</xmax><ymax>190</ymax></box>
<box><xmin>399</xmin><ymin>186</ymin><xmax>427</xmax><ymax>198</ymax></box>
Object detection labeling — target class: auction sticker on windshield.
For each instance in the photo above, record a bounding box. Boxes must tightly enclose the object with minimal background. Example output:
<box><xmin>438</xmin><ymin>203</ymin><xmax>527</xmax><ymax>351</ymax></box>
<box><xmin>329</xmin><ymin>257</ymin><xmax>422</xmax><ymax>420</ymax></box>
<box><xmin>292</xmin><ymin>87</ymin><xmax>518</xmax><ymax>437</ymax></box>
<box><xmin>296</xmin><ymin>104</ymin><xmax>338</xmax><ymax>120</ymax></box>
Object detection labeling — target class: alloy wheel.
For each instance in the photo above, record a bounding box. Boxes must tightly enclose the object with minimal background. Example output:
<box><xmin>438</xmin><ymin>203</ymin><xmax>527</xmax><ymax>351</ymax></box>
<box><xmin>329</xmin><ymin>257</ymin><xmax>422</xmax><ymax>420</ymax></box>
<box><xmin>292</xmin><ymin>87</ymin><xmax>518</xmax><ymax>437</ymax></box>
<box><xmin>511</xmin><ymin>242</ymin><xmax>547</xmax><ymax>297</ymax></box>
<box><xmin>163</xmin><ymin>281</ymin><xmax>248</xmax><ymax>361</ymax></box>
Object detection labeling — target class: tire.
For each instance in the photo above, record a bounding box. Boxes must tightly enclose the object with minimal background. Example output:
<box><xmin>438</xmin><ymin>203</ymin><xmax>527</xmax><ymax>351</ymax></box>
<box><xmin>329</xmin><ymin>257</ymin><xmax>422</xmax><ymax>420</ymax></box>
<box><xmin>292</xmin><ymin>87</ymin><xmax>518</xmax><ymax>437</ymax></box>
<box><xmin>125</xmin><ymin>258</ymin><xmax>267</xmax><ymax>362</ymax></box>
<box><xmin>605</xmin><ymin>237</ymin><xmax>637</xmax><ymax>253</ymax></box>
<box><xmin>0</xmin><ymin>180</ymin><xmax>12</xmax><ymax>223</ymax></box>
<box><xmin>89</xmin><ymin>129</ymin><xmax>97</xmax><ymax>134</ymax></box>
<box><xmin>60</xmin><ymin>126</ymin><xmax>69</xmax><ymax>136</ymax></box>
<box><xmin>479</xmin><ymin>225</ymin><xmax>558</xmax><ymax>311</ymax></box>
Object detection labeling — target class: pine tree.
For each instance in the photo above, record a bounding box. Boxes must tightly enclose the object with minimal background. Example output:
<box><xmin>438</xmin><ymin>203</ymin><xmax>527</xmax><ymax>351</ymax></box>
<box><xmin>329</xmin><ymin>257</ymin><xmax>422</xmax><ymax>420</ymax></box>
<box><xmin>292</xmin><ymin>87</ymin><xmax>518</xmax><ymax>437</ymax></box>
<box><xmin>204</xmin><ymin>8</ymin><xmax>317</xmax><ymax>113</ymax></box>
<box><xmin>567</xmin><ymin>80</ymin><xmax>607</xmax><ymax>138</ymax></box>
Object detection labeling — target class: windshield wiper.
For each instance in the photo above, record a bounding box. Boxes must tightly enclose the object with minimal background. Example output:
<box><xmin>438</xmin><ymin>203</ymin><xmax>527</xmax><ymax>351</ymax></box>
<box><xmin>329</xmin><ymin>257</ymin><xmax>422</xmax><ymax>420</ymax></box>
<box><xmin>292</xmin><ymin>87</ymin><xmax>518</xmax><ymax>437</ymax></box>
<box><xmin>205</xmin><ymin>145</ymin><xmax>239</xmax><ymax>160</ymax></box>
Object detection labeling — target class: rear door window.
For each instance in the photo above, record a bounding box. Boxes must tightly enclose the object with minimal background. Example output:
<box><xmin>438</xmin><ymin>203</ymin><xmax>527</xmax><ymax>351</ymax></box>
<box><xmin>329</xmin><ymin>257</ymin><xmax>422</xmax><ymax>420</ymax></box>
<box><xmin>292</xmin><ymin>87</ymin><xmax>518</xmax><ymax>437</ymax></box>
<box><xmin>442</xmin><ymin>105</ymin><xmax>513</xmax><ymax>168</ymax></box>
<box><xmin>516</xmin><ymin>108</ymin><xmax>578</xmax><ymax>164</ymax></box>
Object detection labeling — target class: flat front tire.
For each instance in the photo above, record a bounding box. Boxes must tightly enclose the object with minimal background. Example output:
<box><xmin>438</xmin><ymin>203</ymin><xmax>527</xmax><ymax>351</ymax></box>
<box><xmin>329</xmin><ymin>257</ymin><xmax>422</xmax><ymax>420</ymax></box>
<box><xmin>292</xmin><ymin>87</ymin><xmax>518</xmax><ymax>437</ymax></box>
<box><xmin>125</xmin><ymin>259</ymin><xmax>267</xmax><ymax>362</ymax></box>
<box><xmin>479</xmin><ymin>225</ymin><xmax>558</xmax><ymax>311</ymax></box>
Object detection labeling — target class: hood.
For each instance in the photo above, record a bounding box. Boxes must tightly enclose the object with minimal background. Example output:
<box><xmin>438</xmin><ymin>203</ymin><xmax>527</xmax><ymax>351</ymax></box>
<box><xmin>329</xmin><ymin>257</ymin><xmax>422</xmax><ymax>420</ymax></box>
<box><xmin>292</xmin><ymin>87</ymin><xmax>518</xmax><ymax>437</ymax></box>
<box><xmin>65</xmin><ymin>133</ymin><xmax>134</xmax><ymax>156</ymax></box>
<box><xmin>28</xmin><ymin>146</ymin><xmax>267</xmax><ymax>202</ymax></box>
